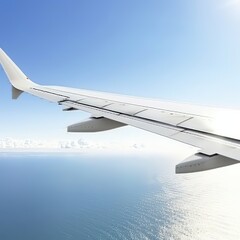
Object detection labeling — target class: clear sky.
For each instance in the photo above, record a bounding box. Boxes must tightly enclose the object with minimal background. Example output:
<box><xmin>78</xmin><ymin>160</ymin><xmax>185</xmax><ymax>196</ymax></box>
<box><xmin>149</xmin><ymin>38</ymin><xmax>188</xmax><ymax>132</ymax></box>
<box><xmin>1</xmin><ymin>0</ymin><xmax>240</xmax><ymax>146</ymax></box>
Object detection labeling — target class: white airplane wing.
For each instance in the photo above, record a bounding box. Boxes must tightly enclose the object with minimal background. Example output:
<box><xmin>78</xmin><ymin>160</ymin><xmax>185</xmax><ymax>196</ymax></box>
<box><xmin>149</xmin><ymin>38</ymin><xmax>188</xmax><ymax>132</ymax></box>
<box><xmin>1</xmin><ymin>48</ymin><xmax>240</xmax><ymax>173</ymax></box>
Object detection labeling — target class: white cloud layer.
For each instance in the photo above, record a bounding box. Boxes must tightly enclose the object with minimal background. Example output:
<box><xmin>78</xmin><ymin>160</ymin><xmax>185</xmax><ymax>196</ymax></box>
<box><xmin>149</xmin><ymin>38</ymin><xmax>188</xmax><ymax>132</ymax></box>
<box><xmin>0</xmin><ymin>137</ymin><xmax>148</xmax><ymax>153</ymax></box>
<box><xmin>0</xmin><ymin>136</ymin><xmax>196</xmax><ymax>159</ymax></box>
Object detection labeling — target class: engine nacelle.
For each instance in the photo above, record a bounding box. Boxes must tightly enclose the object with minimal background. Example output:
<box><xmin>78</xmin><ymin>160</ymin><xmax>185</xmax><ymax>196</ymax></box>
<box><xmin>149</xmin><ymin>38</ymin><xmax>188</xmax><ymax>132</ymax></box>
<box><xmin>68</xmin><ymin>117</ymin><xmax>126</xmax><ymax>132</ymax></box>
<box><xmin>176</xmin><ymin>153</ymin><xmax>239</xmax><ymax>174</ymax></box>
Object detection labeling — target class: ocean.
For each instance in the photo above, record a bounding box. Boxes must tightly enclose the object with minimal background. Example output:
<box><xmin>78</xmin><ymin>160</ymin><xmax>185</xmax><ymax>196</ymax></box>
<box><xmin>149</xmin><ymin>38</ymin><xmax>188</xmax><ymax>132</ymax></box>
<box><xmin>0</xmin><ymin>152</ymin><xmax>240</xmax><ymax>240</ymax></box>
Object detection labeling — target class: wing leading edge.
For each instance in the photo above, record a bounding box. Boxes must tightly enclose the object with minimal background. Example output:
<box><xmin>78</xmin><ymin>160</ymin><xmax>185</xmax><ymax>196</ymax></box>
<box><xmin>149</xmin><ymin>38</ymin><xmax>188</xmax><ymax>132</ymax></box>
<box><xmin>1</xmin><ymin>48</ymin><xmax>240</xmax><ymax>173</ymax></box>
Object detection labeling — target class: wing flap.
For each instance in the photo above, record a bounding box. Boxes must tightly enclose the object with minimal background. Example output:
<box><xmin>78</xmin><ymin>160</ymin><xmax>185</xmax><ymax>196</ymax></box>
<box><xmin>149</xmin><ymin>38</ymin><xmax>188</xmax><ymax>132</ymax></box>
<box><xmin>171</xmin><ymin>130</ymin><xmax>240</xmax><ymax>161</ymax></box>
<box><xmin>135</xmin><ymin>108</ymin><xmax>192</xmax><ymax>126</ymax></box>
<box><xmin>59</xmin><ymin>99</ymin><xmax>181</xmax><ymax>137</ymax></box>
<box><xmin>59</xmin><ymin>97</ymin><xmax>240</xmax><ymax>164</ymax></box>
<box><xmin>104</xmin><ymin>103</ymin><xmax>146</xmax><ymax>115</ymax></box>
<box><xmin>79</xmin><ymin>98</ymin><xmax>112</xmax><ymax>108</ymax></box>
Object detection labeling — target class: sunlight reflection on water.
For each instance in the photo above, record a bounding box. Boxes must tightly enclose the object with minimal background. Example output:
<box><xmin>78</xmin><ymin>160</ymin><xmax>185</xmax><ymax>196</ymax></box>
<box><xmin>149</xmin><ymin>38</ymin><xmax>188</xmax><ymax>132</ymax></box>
<box><xmin>0</xmin><ymin>153</ymin><xmax>240</xmax><ymax>240</ymax></box>
<box><xmin>153</xmin><ymin>165</ymin><xmax>240</xmax><ymax>240</ymax></box>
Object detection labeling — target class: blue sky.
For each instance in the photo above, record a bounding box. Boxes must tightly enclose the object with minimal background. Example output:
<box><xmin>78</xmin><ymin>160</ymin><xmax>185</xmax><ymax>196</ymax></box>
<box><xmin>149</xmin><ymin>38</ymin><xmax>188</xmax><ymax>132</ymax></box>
<box><xmin>1</xmin><ymin>0</ymin><xmax>240</xmax><ymax>144</ymax></box>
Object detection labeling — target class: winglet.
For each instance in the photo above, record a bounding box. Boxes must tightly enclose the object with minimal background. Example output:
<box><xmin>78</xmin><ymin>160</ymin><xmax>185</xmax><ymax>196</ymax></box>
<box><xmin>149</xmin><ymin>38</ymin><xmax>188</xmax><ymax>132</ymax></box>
<box><xmin>0</xmin><ymin>48</ymin><xmax>37</xmax><ymax>95</ymax></box>
<box><xmin>12</xmin><ymin>86</ymin><xmax>23</xmax><ymax>99</ymax></box>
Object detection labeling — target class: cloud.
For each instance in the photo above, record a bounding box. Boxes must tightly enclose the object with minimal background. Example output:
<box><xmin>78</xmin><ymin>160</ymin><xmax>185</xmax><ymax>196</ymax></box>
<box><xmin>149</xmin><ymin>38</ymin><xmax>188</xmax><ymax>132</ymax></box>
<box><xmin>0</xmin><ymin>135</ymin><xmax>196</xmax><ymax>157</ymax></box>
<box><xmin>0</xmin><ymin>138</ymin><xmax>88</xmax><ymax>150</ymax></box>
<box><xmin>0</xmin><ymin>137</ymin><xmax>146</xmax><ymax>152</ymax></box>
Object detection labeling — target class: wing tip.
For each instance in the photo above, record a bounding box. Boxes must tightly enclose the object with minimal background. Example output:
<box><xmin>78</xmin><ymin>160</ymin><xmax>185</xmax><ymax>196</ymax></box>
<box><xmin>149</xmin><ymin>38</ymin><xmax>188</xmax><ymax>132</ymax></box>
<box><xmin>0</xmin><ymin>48</ymin><xmax>37</xmax><ymax>92</ymax></box>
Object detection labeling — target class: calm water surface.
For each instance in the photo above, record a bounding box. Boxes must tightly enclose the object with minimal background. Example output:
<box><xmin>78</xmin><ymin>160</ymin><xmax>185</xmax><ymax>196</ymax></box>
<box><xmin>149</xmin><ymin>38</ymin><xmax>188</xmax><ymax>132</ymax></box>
<box><xmin>0</xmin><ymin>153</ymin><xmax>240</xmax><ymax>240</ymax></box>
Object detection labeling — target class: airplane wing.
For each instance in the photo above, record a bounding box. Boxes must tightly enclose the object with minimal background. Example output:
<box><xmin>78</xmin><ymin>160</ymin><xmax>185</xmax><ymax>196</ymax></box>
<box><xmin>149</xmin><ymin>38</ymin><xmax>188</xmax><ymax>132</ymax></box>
<box><xmin>1</xmin><ymin>48</ymin><xmax>240</xmax><ymax>174</ymax></box>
